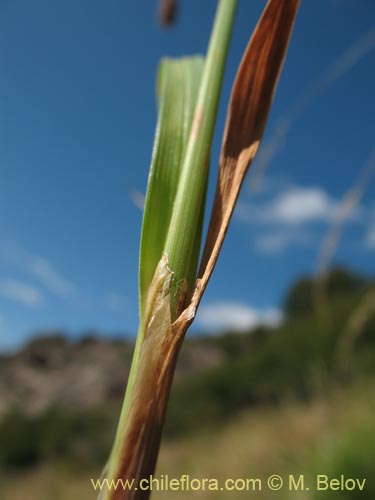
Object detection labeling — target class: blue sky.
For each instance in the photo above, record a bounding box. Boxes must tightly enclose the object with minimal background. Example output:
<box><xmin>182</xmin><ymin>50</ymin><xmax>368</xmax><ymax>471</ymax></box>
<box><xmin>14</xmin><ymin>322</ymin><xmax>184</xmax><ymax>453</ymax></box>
<box><xmin>0</xmin><ymin>0</ymin><xmax>374</xmax><ymax>350</ymax></box>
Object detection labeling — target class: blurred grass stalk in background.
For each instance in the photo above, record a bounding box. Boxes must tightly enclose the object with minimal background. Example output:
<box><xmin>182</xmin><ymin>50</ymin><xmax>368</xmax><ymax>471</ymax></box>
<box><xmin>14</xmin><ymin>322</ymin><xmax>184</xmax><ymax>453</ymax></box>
<box><xmin>102</xmin><ymin>1</ymin><xmax>300</xmax><ymax>498</ymax></box>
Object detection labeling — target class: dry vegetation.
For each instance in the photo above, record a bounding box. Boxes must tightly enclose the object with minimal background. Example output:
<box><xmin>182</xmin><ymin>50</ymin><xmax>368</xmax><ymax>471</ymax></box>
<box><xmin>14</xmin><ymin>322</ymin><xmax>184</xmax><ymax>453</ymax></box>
<box><xmin>2</xmin><ymin>384</ymin><xmax>373</xmax><ymax>500</ymax></box>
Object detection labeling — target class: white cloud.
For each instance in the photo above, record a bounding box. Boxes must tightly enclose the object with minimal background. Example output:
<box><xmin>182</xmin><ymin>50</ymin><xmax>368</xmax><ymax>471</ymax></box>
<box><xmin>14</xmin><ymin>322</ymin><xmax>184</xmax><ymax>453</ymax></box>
<box><xmin>197</xmin><ymin>302</ymin><xmax>282</xmax><ymax>332</ymax></box>
<box><xmin>238</xmin><ymin>188</ymin><xmax>340</xmax><ymax>225</ymax></box>
<box><xmin>237</xmin><ymin>185</ymin><xmax>365</xmax><ymax>226</ymax></box>
<box><xmin>0</xmin><ymin>279</ymin><xmax>44</xmax><ymax>307</ymax></box>
<box><xmin>237</xmin><ymin>182</ymin><xmax>369</xmax><ymax>256</ymax></box>
<box><xmin>129</xmin><ymin>189</ymin><xmax>145</xmax><ymax>211</ymax></box>
<box><xmin>29</xmin><ymin>257</ymin><xmax>76</xmax><ymax>297</ymax></box>
<box><xmin>268</xmin><ymin>188</ymin><xmax>336</xmax><ymax>224</ymax></box>
<box><xmin>365</xmin><ymin>223</ymin><xmax>375</xmax><ymax>249</ymax></box>
<box><xmin>1</xmin><ymin>242</ymin><xmax>76</xmax><ymax>299</ymax></box>
<box><xmin>105</xmin><ymin>293</ymin><xmax>127</xmax><ymax>312</ymax></box>
<box><xmin>255</xmin><ymin>229</ymin><xmax>312</xmax><ymax>254</ymax></box>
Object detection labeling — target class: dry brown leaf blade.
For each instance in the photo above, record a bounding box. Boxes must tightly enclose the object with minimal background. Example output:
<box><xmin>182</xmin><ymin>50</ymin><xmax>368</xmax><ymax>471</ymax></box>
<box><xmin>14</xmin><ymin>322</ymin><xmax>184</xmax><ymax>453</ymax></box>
<box><xmin>197</xmin><ymin>0</ymin><xmax>300</xmax><ymax>296</ymax></box>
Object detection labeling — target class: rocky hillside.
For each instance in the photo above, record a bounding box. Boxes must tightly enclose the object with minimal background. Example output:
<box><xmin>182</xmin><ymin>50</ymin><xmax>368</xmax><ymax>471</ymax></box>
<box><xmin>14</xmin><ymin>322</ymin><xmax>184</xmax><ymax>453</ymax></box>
<box><xmin>0</xmin><ymin>333</ymin><xmax>223</xmax><ymax>416</ymax></box>
<box><xmin>1</xmin><ymin>267</ymin><xmax>372</xmax><ymax>419</ymax></box>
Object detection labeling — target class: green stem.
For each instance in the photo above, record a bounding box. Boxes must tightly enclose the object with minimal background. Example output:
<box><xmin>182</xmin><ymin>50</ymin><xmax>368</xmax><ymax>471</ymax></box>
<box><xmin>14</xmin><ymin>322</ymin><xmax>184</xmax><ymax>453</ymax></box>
<box><xmin>102</xmin><ymin>1</ymin><xmax>237</xmax><ymax>496</ymax></box>
<box><xmin>164</xmin><ymin>0</ymin><xmax>238</xmax><ymax>317</ymax></box>
<box><xmin>102</xmin><ymin>322</ymin><xmax>143</xmax><ymax>487</ymax></box>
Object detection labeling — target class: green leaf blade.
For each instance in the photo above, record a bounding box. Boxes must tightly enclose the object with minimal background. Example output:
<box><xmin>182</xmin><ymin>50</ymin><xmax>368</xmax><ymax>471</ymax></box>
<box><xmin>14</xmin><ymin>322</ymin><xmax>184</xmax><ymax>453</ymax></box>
<box><xmin>138</xmin><ymin>56</ymin><xmax>204</xmax><ymax>320</ymax></box>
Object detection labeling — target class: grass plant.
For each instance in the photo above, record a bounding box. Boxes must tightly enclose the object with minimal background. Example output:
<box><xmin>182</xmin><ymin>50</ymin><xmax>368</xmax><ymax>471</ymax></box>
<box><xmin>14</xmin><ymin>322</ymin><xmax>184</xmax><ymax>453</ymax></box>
<box><xmin>102</xmin><ymin>1</ymin><xmax>300</xmax><ymax>498</ymax></box>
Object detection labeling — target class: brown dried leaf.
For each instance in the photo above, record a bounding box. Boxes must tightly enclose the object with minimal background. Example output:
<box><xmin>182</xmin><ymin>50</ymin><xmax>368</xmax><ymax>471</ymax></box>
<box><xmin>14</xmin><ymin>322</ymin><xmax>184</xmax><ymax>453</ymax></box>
<box><xmin>180</xmin><ymin>0</ymin><xmax>301</xmax><ymax>324</ymax></box>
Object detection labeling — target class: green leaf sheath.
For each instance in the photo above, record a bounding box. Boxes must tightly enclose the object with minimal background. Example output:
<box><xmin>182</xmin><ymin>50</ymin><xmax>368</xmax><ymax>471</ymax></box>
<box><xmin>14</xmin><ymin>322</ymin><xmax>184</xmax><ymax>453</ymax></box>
<box><xmin>164</xmin><ymin>0</ymin><xmax>238</xmax><ymax>317</ymax></box>
<box><xmin>138</xmin><ymin>57</ymin><xmax>204</xmax><ymax>323</ymax></box>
